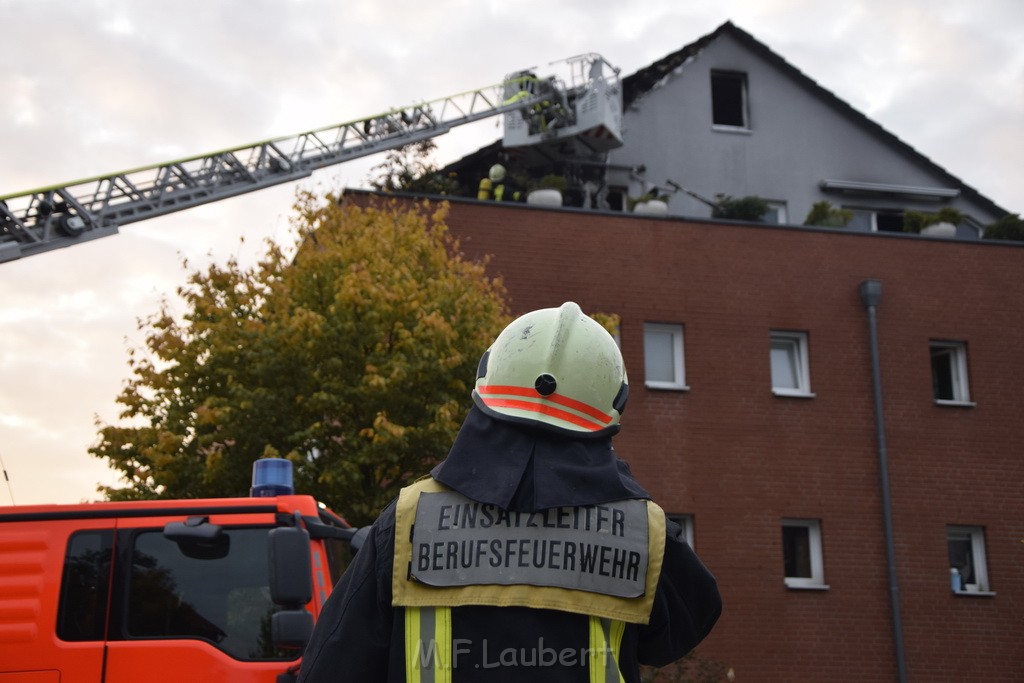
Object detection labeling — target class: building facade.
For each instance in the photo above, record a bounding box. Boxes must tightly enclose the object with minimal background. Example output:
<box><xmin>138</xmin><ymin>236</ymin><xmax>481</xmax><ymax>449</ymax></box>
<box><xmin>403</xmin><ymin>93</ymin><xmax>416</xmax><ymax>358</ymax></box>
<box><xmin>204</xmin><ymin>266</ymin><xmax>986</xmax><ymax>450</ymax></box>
<box><xmin>374</xmin><ymin>194</ymin><xmax>1023</xmax><ymax>682</ymax></box>
<box><xmin>607</xmin><ymin>22</ymin><xmax>1008</xmax><ymax>237</ymax></box>
<box><xmin>444</xmin><ymin>23</ymin><xmax>1011</xmax><ymax>241</ymax></box>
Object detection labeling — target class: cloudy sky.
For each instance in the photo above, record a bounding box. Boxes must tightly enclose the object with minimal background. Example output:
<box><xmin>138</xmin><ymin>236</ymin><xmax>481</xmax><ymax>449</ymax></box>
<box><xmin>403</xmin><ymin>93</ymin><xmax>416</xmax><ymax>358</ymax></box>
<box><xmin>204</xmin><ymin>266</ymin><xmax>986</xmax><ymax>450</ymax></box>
<box><xmin>1</xmin><ymin>0</ymin><xmax>1021</xmax><ymax>506</ymax></box>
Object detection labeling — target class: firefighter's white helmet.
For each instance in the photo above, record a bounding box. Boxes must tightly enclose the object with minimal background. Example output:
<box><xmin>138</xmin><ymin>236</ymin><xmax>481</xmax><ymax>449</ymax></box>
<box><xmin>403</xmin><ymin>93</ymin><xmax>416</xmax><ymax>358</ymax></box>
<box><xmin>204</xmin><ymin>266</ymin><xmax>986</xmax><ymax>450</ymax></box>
<box><xmin>488</xmin><ymin>164</ymin><xmax>507</xmax><ymax>182</ymax></box>
<box><xmin>473</xmin><ymin>302</ymin><xmax>628</xmax><ymax>437</ymax></box>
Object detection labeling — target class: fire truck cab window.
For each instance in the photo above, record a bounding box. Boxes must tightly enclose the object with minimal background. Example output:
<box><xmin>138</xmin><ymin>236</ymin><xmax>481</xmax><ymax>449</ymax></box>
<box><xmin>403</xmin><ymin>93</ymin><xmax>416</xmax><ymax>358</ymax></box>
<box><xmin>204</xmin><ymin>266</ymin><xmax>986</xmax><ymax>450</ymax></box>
<box><xmin>126</xmin><ymin>527</ymin><xmax>290</xmax><ymax>660</ymax></box>
<box><xmin>324</xmin><ymin>536</ymin><xmax>355</xmax><ymax>586</ymax></box>
<box><xmin>58</xmin><ymin>530</ymin><xmax>114</xmax><ymax>641</ymax></box>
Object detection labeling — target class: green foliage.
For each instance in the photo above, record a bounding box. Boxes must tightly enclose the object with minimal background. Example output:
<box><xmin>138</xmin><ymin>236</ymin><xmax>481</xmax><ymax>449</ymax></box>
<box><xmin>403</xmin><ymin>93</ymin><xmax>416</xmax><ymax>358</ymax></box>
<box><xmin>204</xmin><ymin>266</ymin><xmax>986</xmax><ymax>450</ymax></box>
<box><xmin>902</xmin><ymin>207</ymin><xmax>966</xmax><ymax>233</ymax></box>
<box><xmin>803</xmin><ymin>200</ymin><xmax>853</xmax><ymax>228</ymax></box>
<box><xmin>711</xmin><ymin>195</ymin><xmax>769</xmax><ymax>222</ymax></box>
<box><xmin>589</xmin><ymin>312</ymin><xmax>621</xmax><ymax>339</ymax></box>
<box><xmin>530</xmin><ymin>173</ymin><xmax>568</xmax><ymax>192</ymax></box>
<box><xmin>983</xmin><ymin>213</ymin><xmax>1024</xmax><ymax>241</ymax></box>
<box><xmin>91</xmin><ymin>197</ymin><xmax>510</xmax><ymax>524</ymax></box>
<box><xmin>369</xmin><ymin>139</ymin><xmax>461</xmax><ymax>196</ymax></box>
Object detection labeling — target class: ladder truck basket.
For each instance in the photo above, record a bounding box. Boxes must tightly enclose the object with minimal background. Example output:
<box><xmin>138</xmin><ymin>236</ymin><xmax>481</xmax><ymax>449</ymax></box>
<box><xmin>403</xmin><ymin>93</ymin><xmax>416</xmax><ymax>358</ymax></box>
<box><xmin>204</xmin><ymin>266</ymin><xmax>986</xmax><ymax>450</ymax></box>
<box><xmin>501</xmin><ymin>53</ymin><xmax>623</xmax><ymax>151</ymax></box>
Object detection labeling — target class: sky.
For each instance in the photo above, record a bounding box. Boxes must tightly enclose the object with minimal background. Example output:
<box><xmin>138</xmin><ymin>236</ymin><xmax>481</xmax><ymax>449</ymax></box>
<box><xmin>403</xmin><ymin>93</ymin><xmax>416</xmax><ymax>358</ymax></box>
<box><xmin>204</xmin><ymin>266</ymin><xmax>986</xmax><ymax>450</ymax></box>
<box><xmin>1</xmin><ymin>0</ymin><xmax>1022</xmax><ymax>506</ymax></box>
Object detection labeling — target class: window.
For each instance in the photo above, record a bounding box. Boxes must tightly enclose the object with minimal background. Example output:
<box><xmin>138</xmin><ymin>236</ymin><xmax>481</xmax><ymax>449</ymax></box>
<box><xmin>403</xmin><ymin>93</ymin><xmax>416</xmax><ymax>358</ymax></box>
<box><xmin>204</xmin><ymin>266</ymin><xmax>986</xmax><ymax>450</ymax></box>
<box><xmin>930</xmin><ymin>341</ymin><xmax>972</xmax><ymax>404</ymax></box>
<box><xmin>875</xmin><ymin>211</ymin><xmax>905</xmax><ymax>233</ymax></box>
<box><xmin>324</xmin><ymin>535</ymin><xmax>355</xmax><ymax>586</ymax></box>
<box><xmin>846</xmin><ymin>209</ymin><xmax>874</xmax><ymax>231</ymax></box>
<box><xmin>58</xmin><ymin>530</ymin><xmax>114</xmax><ymax>641</ymax></box>
<box><xmin>605</xmin><ymin>185</ymin><xmax>627</xmax><ymax>212</ymax></box>
<box><xmin>763</xmin><ymin>201</ymin><xmax>788</xmax><ymax>225</ymax></box>
<box><xmin>782</xmin><ymin>519</ymin><xmax>827</xmax><ymax>589</ymax></box>
<box><xmin>644</xmin><ymin>323</ymin><xmax>687</xmax><ymax>390</ymax></box>
<box><xmin>947</xmin><ymin>526</ymin><xmax>991</xmax><ymax>594</ymax></box>
<box><xmin>667</xmin><ymin>514</ymin><xmax>695</xmax><ymax>548</ymax></box>
<box><xmin>126</xmin><ymin>527</ymin><xmax>291</xmax><ymax>660</ymax></box>
<box><xmin>847</xmin><ymin>209</ymin><xmax>905</xmax><ymax>233</ymax></box>
<box><xmin>770</xmin><ymin>331</ymin><xmax>813</xmax><ymax>397</ymax></box>
<box><xmin>711</xmin><ymin>71</ymin><xmax>748</xmax><ymax>128</ymax></box>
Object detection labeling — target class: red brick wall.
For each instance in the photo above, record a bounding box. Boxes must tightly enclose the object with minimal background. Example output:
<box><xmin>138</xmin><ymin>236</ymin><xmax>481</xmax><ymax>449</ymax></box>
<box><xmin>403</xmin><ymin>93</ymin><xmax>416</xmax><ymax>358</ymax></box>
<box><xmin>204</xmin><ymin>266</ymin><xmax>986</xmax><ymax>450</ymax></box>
<box><xmin>356</xmin><ymin>194</ymin><xmax>1024</xmax><ymax>681</ymax></box>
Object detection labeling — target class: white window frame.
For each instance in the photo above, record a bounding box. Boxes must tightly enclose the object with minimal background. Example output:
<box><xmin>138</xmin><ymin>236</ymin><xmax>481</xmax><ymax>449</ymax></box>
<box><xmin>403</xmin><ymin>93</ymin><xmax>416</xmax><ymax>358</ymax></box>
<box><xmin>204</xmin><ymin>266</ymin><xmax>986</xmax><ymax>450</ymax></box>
<box><xmin>644</xmin><ymin>323</ymin><xmax>688</xmax><ymax>390</ymax></box>
<box><xmin>930</xmin><ymin>340</ymin><xmax>974</xmax><ymax>406</ymax></box>
<box><xmin>947</xmin><ymin>525</ymin><xmax>993</xmax><ymax>595</ymax></box>
<box><xmin>782</xmin><ymin>518</ymin><xmax>828</xmax><ymax>590</ymax></box>
<box><xmin>770</xmin><ymin>330</ymin><xmax>814</xmax><ymax>397</ymax></box>
<box><xmin>764</xmin><ymin>201</ymin><xmax>788</xmax><ymax>225</ymax></box>
<box><xmin>846</xmin><ymin>208</ymin><xmax>905</xmax><ymax>233</ymax></box>
<box><xmin>710</xmin><ymin>70</ymin><xmax>749</xmax><ymax>130</ymax></box>
<box><xmin>667</xmin><ymin>514</ymin><xmax>695</xmax><ymax>549</ymax></box>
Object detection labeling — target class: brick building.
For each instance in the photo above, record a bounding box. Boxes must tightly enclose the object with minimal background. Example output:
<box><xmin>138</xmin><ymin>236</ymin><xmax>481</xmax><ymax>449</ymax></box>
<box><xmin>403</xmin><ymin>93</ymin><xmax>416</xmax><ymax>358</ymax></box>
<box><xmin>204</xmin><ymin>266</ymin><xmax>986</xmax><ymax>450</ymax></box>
<box><xmin>344</xmin><ymin>24</ymin><xmax>1021</xmax><ymax>682</ymax></box>
<box><xmin>364</xmin><ymin>193</ymin><xmax>1023</xmax><ymax>682</ymax></box>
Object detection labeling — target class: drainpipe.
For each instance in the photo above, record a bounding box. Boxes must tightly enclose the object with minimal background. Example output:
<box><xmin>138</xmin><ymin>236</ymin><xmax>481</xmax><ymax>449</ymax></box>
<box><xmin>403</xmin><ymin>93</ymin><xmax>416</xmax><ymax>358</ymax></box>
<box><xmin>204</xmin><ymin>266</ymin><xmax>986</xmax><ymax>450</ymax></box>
<box><xmin>859</xmin><ymin>279</ymin><xmax>908</xmax><ymax>683</ymax></box>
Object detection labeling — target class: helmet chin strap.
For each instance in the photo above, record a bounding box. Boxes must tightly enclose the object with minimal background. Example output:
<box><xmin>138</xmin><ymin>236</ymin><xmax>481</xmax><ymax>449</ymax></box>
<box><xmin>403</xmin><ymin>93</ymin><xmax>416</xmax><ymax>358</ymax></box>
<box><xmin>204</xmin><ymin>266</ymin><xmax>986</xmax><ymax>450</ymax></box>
<box><xmin>613</xmin><ymin>381</ymin><xmax>629</xmax><ymax>415</ymax></box>
<box><xmin>476</xmin><ymin>349</ymin><xmax>490</xmax><ymax>379</ymax></box>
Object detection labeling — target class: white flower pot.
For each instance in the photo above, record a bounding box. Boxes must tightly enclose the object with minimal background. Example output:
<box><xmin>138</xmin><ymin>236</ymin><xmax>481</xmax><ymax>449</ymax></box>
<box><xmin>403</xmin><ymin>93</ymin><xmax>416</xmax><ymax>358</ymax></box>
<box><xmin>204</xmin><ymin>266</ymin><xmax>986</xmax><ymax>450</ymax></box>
<box><xmin>526</xmin><ymin>189</ymin><xmax>563</xmax><ymax>206</ymax></box>
<box><xmin>633</xmin><ymin>200</ymin><xmax>669</xmax><ymax>215</ymax></box>
<box><xmin>921</xmin><ymin>222</ymin><xmax>957</xmax><ymax>238</ymax></box>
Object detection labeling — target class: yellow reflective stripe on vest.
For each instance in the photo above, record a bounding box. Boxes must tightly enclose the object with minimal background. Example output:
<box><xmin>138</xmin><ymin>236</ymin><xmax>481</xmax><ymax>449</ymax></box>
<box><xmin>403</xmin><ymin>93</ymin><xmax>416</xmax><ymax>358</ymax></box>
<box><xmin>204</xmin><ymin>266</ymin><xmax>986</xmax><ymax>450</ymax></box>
<box><xmin>589</xmin><ymin>616</ymin><xmax>626</xmax><ymax>683</ymax></box>
<box><xmin>405</xmin><ymin>607</ymin><xmax>452</xmax><ymax>683</ymax></box>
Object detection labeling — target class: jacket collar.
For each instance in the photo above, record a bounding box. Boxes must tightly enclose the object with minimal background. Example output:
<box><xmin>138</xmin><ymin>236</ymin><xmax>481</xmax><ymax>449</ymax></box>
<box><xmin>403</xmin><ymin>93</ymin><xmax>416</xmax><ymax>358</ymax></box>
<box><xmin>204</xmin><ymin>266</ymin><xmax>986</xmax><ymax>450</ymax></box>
<box><xmin>431</xmin><ymin>407</ymin><xmax>649</xmax><ymax>511</ymax></box>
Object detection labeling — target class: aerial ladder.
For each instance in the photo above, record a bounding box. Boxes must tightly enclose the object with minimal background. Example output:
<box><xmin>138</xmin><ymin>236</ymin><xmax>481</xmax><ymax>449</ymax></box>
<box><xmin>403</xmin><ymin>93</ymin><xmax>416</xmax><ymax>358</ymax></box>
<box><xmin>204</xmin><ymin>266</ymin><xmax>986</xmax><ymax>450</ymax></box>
<box><xmin>0</xmin><ymin>54</ymin><xmax>621</xmax><ymax>264</ymax></box>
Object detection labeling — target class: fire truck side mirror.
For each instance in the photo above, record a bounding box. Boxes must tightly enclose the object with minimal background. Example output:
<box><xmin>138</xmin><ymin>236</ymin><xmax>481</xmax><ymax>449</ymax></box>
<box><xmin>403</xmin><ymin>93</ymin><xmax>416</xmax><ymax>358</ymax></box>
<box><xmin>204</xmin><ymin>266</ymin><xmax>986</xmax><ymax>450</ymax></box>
<box><xmin>271</xmin><ymin>609</ymin><xmax>314</xmax><ymax>651</ymax></box>
<box><xmin>268</xmin><ymin>525</ymin><xmax>313</xmax><ymax>606</ymax></box>
<box><xmin>268</xmin><ymin>525</ymin><xmax>314</xmax><ymax>650</ymax></box>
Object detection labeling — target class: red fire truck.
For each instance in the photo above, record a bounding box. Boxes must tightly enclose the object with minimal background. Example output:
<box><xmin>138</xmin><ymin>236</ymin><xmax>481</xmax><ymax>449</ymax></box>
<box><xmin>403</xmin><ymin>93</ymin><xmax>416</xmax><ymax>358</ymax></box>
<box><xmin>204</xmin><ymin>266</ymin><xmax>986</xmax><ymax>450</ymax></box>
<box><xmin>0</xmin><ymin>459</ymin><xmax>358</xmax><ymax>682</ymax></box>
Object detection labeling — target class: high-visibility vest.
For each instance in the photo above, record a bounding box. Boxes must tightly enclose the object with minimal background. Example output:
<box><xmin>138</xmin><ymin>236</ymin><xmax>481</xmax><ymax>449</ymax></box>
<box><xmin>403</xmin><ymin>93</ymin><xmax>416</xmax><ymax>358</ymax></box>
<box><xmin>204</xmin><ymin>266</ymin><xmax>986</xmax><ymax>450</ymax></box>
<box><xmin>393</xmin><ymin>477</ymin><xmax>666</xmax><ymax>681</ymax></box>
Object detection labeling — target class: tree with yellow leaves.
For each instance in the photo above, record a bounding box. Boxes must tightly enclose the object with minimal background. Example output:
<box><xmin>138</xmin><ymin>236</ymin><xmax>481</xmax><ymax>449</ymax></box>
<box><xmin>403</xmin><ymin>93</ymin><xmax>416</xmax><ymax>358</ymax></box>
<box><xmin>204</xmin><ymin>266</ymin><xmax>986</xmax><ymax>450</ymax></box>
<box><xmin>91</xmin><ymin>195</ymin><xmax>509</xmax><ymax>524</ymax></box>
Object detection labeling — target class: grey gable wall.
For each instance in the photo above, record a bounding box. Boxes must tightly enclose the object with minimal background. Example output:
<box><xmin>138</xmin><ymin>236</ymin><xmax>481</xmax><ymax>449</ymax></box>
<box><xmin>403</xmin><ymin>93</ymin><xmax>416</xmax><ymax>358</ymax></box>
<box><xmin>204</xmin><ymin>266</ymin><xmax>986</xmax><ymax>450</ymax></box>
<box><xmin>608</xmin><ymin>28</ymin><xmax>1005</xmax><ymax>236</ymax></box>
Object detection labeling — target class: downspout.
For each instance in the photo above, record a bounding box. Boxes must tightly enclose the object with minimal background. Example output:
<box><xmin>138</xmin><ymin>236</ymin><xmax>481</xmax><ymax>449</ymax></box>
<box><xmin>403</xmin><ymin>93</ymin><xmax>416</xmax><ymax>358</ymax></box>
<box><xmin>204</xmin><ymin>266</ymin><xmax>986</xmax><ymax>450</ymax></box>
<box><xmin>859</xmin><ymin>279</ymin><xmax>908</xmax><ymax>683</ymax></box>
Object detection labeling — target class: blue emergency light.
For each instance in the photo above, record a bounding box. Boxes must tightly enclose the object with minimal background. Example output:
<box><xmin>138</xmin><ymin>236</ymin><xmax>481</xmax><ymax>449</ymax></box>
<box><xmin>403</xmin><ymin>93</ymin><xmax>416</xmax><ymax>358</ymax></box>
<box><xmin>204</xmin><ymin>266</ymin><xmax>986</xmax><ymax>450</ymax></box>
<box><xmin>250</xmin><ymin>458</ymin><xmax>295</xmax><ymax>497</ymax></box>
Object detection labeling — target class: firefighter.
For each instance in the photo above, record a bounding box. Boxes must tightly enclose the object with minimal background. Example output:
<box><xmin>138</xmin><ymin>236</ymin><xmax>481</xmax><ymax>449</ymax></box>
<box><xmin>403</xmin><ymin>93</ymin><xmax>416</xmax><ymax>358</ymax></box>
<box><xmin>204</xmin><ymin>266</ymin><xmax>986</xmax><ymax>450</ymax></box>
<box><xmin>476</xmin><ymin>167</ymin><xmax>495</xmax><ymax>200</ymax></box>
<box><xmin>477</xmin><ymin>164</ymin><xmax>521</xmax><ymax>202</ymax></box>
<box><xmin>297</xmin><ymin>302</ymin><xmax>721</xmax><ymax>683</ymax></box>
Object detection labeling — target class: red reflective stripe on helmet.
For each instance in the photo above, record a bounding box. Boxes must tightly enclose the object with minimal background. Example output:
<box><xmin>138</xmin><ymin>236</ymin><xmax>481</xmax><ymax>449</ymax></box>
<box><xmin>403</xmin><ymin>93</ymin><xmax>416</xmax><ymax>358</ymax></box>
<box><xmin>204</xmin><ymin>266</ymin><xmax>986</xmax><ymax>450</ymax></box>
<box><xmin>479</xmin><ymin>396</ymin><xmax>607</xmax><ymax>431</ymax></box>
<box><xmin>478</xmin><ymin>385</ymin><xmax>612</xmax><ymax>425</ymax></box>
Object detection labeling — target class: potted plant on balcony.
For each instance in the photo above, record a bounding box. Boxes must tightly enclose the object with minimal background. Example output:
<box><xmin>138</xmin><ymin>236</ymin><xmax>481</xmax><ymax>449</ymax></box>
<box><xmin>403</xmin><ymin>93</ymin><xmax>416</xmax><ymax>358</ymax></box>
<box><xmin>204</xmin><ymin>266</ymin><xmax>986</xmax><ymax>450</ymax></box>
<box><xmin>526</xmin><ymin>173</ymin><xmax>567</xmax><ymax>207</ymax></box>
<box><xmin>628</xmin><ymin>191</ymin><xmax>670</xmax><ymax>214</ymax></box>
<box><xmin>803</xmin><ymin>201</ymin><xmax>853</xmax><ymax>228</ymax></box>
<box><xmin>903</xmin><ymin>207</ymin><xmax>965</xmax><ymax>237</ymax></box>
<box><xmin>711</xmin><ymin>195</ymin><xmax>770</xmax><ymax>222</ymax></box>
<box><xmin>983</xmin><ymin>213</ymin><xmax>1024</xmax><ymax>241</ymax></box>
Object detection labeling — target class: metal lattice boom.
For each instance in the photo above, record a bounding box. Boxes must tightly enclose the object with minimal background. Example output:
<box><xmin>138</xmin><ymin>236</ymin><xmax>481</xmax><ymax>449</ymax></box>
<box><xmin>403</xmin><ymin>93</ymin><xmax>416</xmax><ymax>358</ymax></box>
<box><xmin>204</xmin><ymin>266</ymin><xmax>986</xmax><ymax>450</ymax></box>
<box><xmin>0</xmin><ymin>78</ymin><xmax>551</xmax><ymax>263</ymax></box>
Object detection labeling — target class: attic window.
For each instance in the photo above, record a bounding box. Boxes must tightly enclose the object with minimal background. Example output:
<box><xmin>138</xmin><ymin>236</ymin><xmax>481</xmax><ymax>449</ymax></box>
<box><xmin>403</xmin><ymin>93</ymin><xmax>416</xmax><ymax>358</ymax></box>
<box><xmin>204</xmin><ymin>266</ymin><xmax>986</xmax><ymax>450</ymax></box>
<box><xmin>711</xmin><ymin>71</ymin><xmax>748</xmax><ymax>128</ymax></box>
